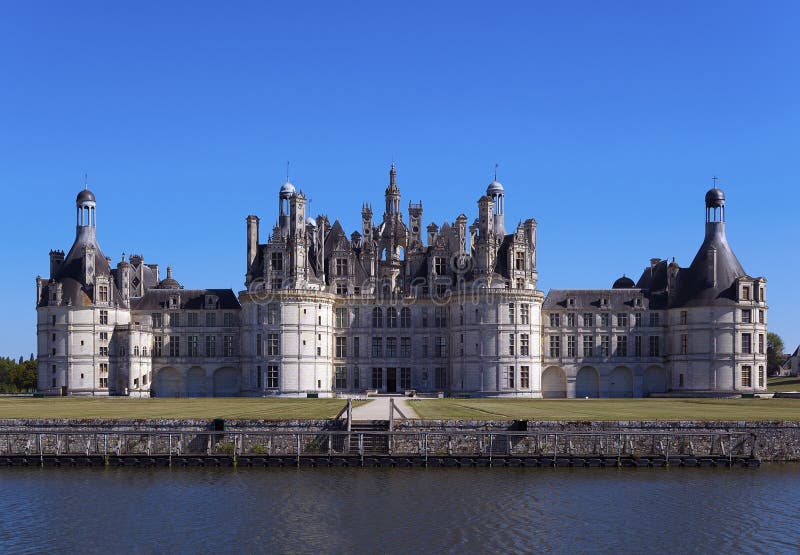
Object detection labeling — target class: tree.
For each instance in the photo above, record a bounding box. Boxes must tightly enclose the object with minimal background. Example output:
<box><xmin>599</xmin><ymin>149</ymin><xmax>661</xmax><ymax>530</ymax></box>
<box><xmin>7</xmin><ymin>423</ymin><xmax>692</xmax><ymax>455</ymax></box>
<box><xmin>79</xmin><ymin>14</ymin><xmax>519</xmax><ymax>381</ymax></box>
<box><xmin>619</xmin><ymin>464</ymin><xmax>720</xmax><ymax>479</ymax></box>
<box><xmin>767</xmin><ymin>332</ymin><xmax>787</xmax><ymax>376</ymax></box>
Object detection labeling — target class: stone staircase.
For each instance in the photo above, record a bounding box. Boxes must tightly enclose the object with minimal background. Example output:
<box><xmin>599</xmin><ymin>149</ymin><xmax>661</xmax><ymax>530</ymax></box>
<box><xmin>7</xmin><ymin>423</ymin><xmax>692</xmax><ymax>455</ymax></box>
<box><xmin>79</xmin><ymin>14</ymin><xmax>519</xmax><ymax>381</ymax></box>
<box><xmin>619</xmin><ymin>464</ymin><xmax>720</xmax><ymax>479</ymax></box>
<box><xmin>348</xmin><ymin>420</ymin><xmax>390</xmax><ymax>454</ymax></box>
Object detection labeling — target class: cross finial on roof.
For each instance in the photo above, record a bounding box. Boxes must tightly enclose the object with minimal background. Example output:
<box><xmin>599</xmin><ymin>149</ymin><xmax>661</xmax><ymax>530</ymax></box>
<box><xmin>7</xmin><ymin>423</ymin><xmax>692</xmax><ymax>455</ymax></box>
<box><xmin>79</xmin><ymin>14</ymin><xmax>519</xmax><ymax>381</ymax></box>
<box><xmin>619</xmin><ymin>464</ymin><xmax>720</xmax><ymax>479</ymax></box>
<box><xmin>494</xmin><ymin>163</ymin><xmax>499</xmax><ymax>181</ymax></box>
<box><xmin>286</xmin><ymin>161</ymin><xmax>290</xmax><ymax>182</ymax></box>
<box><xmin>712</xmin><ymin>175</ymin><xmax>719</xmax><ymax>187</ymax></box>
<box><xmin>84</xmin><ymin>173</ymin><xmax>88</xmax><ymax>190</ymax></box>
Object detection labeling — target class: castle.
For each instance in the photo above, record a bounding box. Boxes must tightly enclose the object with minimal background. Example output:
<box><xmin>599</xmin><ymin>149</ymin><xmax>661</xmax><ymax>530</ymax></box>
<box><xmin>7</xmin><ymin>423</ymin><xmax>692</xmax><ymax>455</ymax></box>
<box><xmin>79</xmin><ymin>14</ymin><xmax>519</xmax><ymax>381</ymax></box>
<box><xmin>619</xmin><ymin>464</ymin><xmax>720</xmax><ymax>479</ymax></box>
<box><xmin>35</xmin><ymin>166</ymin><xmax>768</xmax><ymax>397</ymax></box>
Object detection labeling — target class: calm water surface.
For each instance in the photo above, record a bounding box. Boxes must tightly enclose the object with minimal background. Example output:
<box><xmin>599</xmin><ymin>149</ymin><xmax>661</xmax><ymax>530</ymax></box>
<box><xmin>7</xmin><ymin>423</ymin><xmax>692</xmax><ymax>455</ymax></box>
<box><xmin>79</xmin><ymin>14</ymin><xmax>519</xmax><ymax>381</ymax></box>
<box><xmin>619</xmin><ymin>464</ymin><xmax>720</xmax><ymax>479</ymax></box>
<box><xmin>1</xmin><ymin>465</ymin><xmax>799</xmax><ymax>554</ymax></box>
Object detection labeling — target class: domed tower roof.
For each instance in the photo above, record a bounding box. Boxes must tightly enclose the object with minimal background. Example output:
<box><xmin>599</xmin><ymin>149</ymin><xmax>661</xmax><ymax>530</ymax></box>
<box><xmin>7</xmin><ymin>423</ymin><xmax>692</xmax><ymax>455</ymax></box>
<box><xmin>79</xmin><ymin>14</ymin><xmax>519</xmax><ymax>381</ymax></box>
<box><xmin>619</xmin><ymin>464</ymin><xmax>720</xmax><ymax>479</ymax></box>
<box><xmin>306</xmin><ymin>217</ymin><xmax>317</xmax><ymax>227</ymax></box>
<box><xmin>76</xmin><ymin>189</ymin><xmax>96</xmax><ymax>204</ymax></box>
<box><xmin>486</xmin><ymin>180</ymin><xmax>504</xmax><ymax>196</ymax></box>
<box><xmin>612</xmin><ymin>275</ymin><xmax>635</xmax><ymax>289</ymax></box>
<box><xmin>705</xmin><ymin>187</ymin><xmax>725</xmax><ymax>208</ymax></box>
<box><xmin>157</xmin><ymin>266</ymin><xmax>181</xmax><ymax>289</ymax></box>
<box><xmin>279</xmin><ymin>180</ymin><xmax>296</xmax><ymax>198</ymax></box>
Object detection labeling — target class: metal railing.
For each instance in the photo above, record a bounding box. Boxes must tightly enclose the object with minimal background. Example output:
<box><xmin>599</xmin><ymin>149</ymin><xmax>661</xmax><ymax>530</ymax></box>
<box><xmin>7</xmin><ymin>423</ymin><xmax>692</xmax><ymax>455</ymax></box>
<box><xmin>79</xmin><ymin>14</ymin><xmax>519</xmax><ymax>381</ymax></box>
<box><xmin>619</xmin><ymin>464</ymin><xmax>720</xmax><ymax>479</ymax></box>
<box><xmin>0</xmin><ymin>429</ymin><xmax>761</xmax><ymax>466</ymax></box>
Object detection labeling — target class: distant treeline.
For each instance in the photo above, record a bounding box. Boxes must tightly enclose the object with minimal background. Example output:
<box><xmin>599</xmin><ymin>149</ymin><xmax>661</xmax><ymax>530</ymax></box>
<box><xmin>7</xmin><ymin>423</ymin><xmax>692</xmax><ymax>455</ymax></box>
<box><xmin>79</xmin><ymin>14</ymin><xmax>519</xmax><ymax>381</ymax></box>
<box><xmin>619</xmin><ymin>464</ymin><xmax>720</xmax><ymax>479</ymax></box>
<box><xmin>0</xmin><ymin>355</ymin><xmax>37</xmax><ymax>393</ymax></box>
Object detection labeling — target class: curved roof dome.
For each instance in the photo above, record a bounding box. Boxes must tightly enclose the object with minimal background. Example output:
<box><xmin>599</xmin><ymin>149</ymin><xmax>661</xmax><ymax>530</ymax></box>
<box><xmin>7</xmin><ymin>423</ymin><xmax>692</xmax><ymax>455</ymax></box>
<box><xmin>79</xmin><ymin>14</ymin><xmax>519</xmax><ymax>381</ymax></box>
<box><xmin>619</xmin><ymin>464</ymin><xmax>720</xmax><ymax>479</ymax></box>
<box><xmin>279</xmin><ymin>180</ymin><xmax>296</xmax><ymax>197</ymax></box>
<box><xmin>486</xmin><ymin>180</ymin><xmax>504</xmax><ymax>196</ymax></box>
<box><xmin>306</xmin><ymin>217</ymin><xmax>317</xmax><ymax>227</ymax></box>
<box><xmin>157</xmin><ymin>266</ymin><xmax>181</xmax><ymax>290</ymax></box>
<box><xmin>76</xmin><ymin>189</ymin><xmax>96</xmax><ymax>204</ymax></box>
<box><xmin>612</xmin><ymin>275</ymin><xmax>636</xmax><ymax>289</ymax></box>
<box><xmin>705</xmin><ymin>187</ymin><xmax>725</xmax><ymax>208</ymax></box>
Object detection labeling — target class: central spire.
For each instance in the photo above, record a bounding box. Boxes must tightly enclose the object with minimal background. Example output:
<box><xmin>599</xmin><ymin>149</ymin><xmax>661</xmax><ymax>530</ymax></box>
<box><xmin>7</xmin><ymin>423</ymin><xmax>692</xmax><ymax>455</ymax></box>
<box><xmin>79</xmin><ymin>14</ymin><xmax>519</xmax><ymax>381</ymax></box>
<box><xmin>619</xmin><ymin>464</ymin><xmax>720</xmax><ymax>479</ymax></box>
<box><xmin>385</xmin><ymin>162</ymin><xmax>400</xmax><ymax>216</ymax></box>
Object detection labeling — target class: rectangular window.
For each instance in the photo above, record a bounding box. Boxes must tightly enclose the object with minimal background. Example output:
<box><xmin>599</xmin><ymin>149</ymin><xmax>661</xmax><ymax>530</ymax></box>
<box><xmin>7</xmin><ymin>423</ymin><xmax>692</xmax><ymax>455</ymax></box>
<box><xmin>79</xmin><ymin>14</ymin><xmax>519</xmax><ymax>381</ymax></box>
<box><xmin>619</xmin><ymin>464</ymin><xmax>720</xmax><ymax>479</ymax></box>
<box><xmin>169</xmin><ymin>336</ymin><xmax>180</xmax><ymax>357</ymax></box>
<box><xmin>515</xmin><ymin>251</ymin><xmax>525</xmax><ymax>270</ymax></box>
<box><xmin>400</xmin><ymin>337</ymin><xmax>411</xmax><ymax>358</ymax></box>
<box><xmin>600</xmin><ymin>313</ymin><xmax>610</xmax><ymax>327</ymax></box>
<box><xmin>583</xmin><ymin>313</ymin><xmax>594</xmax><ymax>327</ymax></box>
<box><xmin>521</xmin><ymin>304</ymin><xmax>529</xmax><ymax>325</ymax></box>
<box><xmin>742</xmin><ymin>309</ymin><xmax>752</xmax><ymax>324</ymax></box>
<box><xmin>353</xmin><ymin>367</ymin><xmax>360</xmax><ymax>390</ymax></box>
<box><xmin>634</xmin><ymin>335</ymin><xmax>642</xmax><ymax>357</ymax></box>
<box><xmin>617</xmin><ymin>313</ymin><xmax>628</xmax><ymax>327</ymax></box>
<box><xmin>505</xmin><ymin>365</ymin><xmax>515</xmax><ymax>388</ymax></box>
<box><xmin>335</xmin><ymin>366</ymin><xmax>347</xmax><ymax>389</ymax></box>
<box><xmin>520</xmin><ymin>366</ymin><xmax>529</xmax><ymax>389</ymax></box>
<box><xmin>648</xmin><ymin>336</ymin><xmax>660</xmax><ymax>357</ymax></box>
<box><xmin>372</xmin><ymin>337</ymin><xmax>383</xmax><ymax>358</ymax></box>
<box><xmin>336</xmin><ymin>282</ymin><xmax>348</xmax><ymax>295</ymax></box>
<box><xmin>600</xmin><ymin>335</ymin><xmax>610</xmax><ymax>357</ymax></box>
<box><xmin>583</xmin><ymin>335</ymin><xmax>594</xmax><ymax>357</ymax></box>
<box><xmin>435</xmin><ymin>367</ymin><xmax>447</xmax><ymax>389</ymax></box>
<box><xmin>387</xmin><ymin>308</ymin><xmax>398</xmax><ymax>328</ymax></box>
<box><xmin>267</xmin><ymin>333</ymin><xmax>280</xmax><ymax>356</ymax></box>
<box><xmin>153</xmin><ymin>336</ymin><xmax>163</xmax><ymax>357</ymax></box>
<box><xmin>206</xmin><ymin>312</ymin><xmax>216</xmax><ymax>327</ymax></box>
<box><xmin>422</xmin><ymin>336</ymin><xmax>429</xmax><ymax>357</ymax></box>
<box><xmin>549</xmin><ymin>335</ymin><xmax>560</xmax><ymax>358</ymax></box>
<box><xmin>649</xmin><ymin>313</ymin><xmax>660</xmax><ymax>327</ymax></box>
<box><xmin>257</xmin><ymin>366</ymin><xmax>262</xmax><ymax>389</ymax></box>
<box><xmin>335</xmin><ymin>337</ymin><xmax>347</xmax><ymax>358</ymax></box>
<box><xmin>741</xmin><ymin>365</ymin><xmax>752</xmax><ymax>387</ymax></box>
<box><xmin>634</xmin><ymin>313</ymin><xmax>642</xmax><ymax>327</ymax></box>
<box><xmin>742</xmin><ymin>286</ymin><xmax>751</xmax><ymax>301</ymax></box>
<box><xmin>271</xmin><ymin>252</ymin><xmax>283</xmax><ymax>271</ymax></box>
<box><xmin>680</xmin><ymin>310</ymin><xmax>688</xmax><ymax>325</ymax></box>
<box><xmin>758</xmin><ymin>334</ymin><xmax>765</xmax><ymax>354</ymax></box>
<box><xmin>435</xmin><ymin>336</ymin><xmax>447</xmax><ymax>358</ymax></box>
<box><xmin>224</xmin><ymin>312</ymin><xmax>234</xmax><ymax>327</ymax></box>
<box><xmin>549</xmin><ymin>313</ymin><xmax>560</xmax><ymax>327</ymax></box>
<box><xmin>151</xmin><ymin>313</ymin><xmax>163</xmax><ymax>328</ymax></box>
<box><xmin>99</xmin><ymin>346</ymin><xmax>108</xmax><ymax>357</ymax></box>
<box><xmin>353</xmin><ymin>336</ymin><xmax>360</xmax><ymax>357</ymax></box>
<box><xmin>99</xmin><ymin>310</ymin><xmax>108</xmax><ymax>325</ymax></box>
<box><xmin>256</xmin><ymin>334</ymin><xmax>263</xmax><ymax>356</ymax></box>
<box><xmin>335</xmin><ymin>307</ymin><xmax>348</xmax><ymax>328</ymax></box>
<box><xmin>758</xmin><ymin>365</ymin><xmax>765</xmax><ymax>388</ymax></box>
<box><xmin>741</xmin><ymin>333</ymin><xmax>752</xmax><ymax>354</ymax></box>
<box><xmin>434</xmin><ymin>307</ymin><xmax>447</xmax><ymax>327</ymax></box>
<box><xmin>434</xmin><ymin>257</ymin><xmax>446</xmax><ymax>275</ymax></box>
<box><xmin>386</xmin><ymin>337</ymin><xmax>397</xmax><ymax>357</ymax></box>
<box><xmin>188</xmin><ymin>335</ymin><xmax>198</xmax><ymax>357</ymax></box>
<box><xmin>520</xmin><ymin>334</ymin><xmax>530</xmax><ymax>356</ymax></box>
<box><xmin>335</xmin><ymin>258</ymin><xmax>349</xmax><ymax>276</ymax></box>
<box><xmin>271</xmin><ymin>277</ymin><xmax>282</xmax><ymax>290</ymax></box>
<box><xmin>509</xmin><ymin>304</ymin><xmax>515</xmax><ymax>324</ymax></box>
<box><xmin>267</xmin><ymin>365</ymin><xmax>279</xmax><ymax>388</ymax></box>
<box><xmin>567</xmin><ymin>335</ymin><xmax>576</xmax><ymax>357</ymax></box>
<box><xmin>257</xmin><ymin>305</ymin><xmax>264</xmax><ymax>324</ymax></box>
<box><xmin>372</xmin><ymin>367</ymin><xmax>382</xmax><ymax>389</ymax></box>
<box><xmin>99</xmin><ymin>377</ymin><xmax>108</xmax><ymax>388</ymax></box>
<box><xmin>187</xmin><ymin>313</ymin><xmax>198</xmax><ymax>327</ymax></box>
<box><xmin>400</xmin><ymin>368</ymin><xmax>411</xmax><ymax>390</ymax></box>
<box><xmin>400</xmin><ymin>307</ymin><xmax>411</xmax><ymax>328</ymax></box>
<box><xmin>566</xmin><ymin>313</ymin><xmax>576</xmax><ymax>327</ymax></box>
<box><xmin>759</xmin><ymin>310</ymin><xmax>765</xmax><ymax>324</ymax></box>
<box><xmin>98</xmin><ymin>285</ymin><xmax>109</xmax><ymax>303</ymax></box>
<box><xmin>170</xmin><ymin>313</ymin><xmax>180</xmax><ymax>327</ymax></box>
<box><xmin>509</xmin><ymin>334</ymin><xmax>515</xmax><ymax>356</ymax></box>
<box><xmin>205</xmin><ymin>335</ymin><xmax>216</xmax><ymax>357</ymax></box>
<box><xmin>616</xmin><ymin>335</ymin><xmax>627</xmax><ymax>357</ymax></box>
<box><xmin>680</xmin><ymin>333</ymin><xmax>688</xmax><ymax>355</ymax></box>
<box><xmin>267</xmin><ymin>303</ymin><xmax>280</xmax><ymax>325</ymax></box>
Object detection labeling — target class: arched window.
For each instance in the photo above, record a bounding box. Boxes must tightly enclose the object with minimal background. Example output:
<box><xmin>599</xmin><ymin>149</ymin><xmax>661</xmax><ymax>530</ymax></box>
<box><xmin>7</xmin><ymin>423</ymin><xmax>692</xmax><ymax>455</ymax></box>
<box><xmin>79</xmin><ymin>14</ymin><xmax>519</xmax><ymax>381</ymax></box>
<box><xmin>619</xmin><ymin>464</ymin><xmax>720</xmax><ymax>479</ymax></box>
<box><xmin>400</xmin><ymin>307</ymin><xmax>411</xmax><ymax>328</ymax></box>
<box><xmin>372</xmin><ymin>307</ymin><xmax>383</xmax><ymax>328</ymax></box>
<box><xmin>134</xmin><ymin>346</ymin><xmax>139</xmax><ymax>356</ymax></box>
<box><xmin>386</xmin><ymin>307</ymin><xmax>397</xmax><ymax>328</ymax></box>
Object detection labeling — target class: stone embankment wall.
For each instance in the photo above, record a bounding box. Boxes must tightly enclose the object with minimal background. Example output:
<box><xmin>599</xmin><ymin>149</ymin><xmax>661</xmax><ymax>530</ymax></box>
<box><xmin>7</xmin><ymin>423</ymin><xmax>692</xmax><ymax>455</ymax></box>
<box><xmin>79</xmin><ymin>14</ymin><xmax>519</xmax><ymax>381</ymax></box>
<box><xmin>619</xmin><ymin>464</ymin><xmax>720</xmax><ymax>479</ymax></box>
<box><xmin>0</xmin><ymin>419</ymin><xmax>798</xmax><ymax>461</ymax></box>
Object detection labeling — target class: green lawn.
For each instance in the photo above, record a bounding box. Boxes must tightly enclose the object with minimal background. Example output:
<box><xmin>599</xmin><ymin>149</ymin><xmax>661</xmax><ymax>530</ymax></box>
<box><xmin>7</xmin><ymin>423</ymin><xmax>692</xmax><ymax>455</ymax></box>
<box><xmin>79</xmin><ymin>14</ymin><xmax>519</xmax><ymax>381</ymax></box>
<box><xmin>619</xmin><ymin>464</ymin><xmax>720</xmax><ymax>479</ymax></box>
<box><xmin>768</xmin><ymin>376</ymin><xmax>800</xmax><ymax>392</ymax></box>
<box><xmin>409</xmin><ymin>398</ymin><xmax>800</xmax><ymax>421</ymax></box>
<box><xmin>0</xmin><ymin>397</ymin><xmax>356</xmax><ymax>420</ymax></box>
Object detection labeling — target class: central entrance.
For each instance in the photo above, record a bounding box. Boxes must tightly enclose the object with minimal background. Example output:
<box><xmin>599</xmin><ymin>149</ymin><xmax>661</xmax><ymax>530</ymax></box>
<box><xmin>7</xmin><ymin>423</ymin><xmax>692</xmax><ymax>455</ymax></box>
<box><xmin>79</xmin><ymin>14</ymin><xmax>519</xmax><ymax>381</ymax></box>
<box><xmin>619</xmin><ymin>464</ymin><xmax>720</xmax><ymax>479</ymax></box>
<box><xmin>386</xmin><ymin>368</ymin><xmax>397</xmax><ymax>393</ymax></box>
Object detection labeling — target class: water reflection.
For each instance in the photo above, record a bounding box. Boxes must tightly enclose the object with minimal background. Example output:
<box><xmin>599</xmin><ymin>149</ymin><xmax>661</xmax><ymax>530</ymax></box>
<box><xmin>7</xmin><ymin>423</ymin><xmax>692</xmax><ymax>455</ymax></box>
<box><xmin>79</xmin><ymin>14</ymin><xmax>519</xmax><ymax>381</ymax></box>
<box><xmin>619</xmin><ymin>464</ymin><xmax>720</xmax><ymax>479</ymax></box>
<box><xmin>0</xmin><ymin>466</ymin><xmax>798</xmax><ymax>554</ymax></box>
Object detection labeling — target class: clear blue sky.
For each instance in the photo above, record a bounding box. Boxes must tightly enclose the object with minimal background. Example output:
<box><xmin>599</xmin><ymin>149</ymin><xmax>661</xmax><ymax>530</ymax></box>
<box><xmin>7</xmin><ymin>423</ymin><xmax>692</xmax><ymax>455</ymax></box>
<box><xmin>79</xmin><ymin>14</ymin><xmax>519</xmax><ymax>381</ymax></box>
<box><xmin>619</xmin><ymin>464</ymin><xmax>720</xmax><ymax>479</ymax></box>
<box><xmin>1</xmin><ymin>1</ymin><xmax>798</xmax><ymax>357</ymax></box>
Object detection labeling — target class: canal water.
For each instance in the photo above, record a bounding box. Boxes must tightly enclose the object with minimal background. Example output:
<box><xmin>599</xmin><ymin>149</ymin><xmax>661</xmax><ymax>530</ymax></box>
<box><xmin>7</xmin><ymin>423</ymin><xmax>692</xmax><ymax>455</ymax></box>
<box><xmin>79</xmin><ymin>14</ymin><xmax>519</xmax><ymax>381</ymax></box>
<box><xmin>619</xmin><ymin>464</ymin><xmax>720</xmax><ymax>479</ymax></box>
<box><xmin>1</xmin><ymin>465</ymin><xmax>798</xmax><ymax>554</ymax></box>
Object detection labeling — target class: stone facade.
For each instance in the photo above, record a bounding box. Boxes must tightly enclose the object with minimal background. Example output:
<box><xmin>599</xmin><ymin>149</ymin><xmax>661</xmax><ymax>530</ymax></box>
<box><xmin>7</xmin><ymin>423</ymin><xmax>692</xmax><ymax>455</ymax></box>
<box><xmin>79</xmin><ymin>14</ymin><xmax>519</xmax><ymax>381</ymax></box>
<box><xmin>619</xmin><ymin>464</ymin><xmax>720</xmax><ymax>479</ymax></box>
<box><xmin>35</xmin><ymin>169</ymin><xmax>766</xmax><ymax>397</ymax></box>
